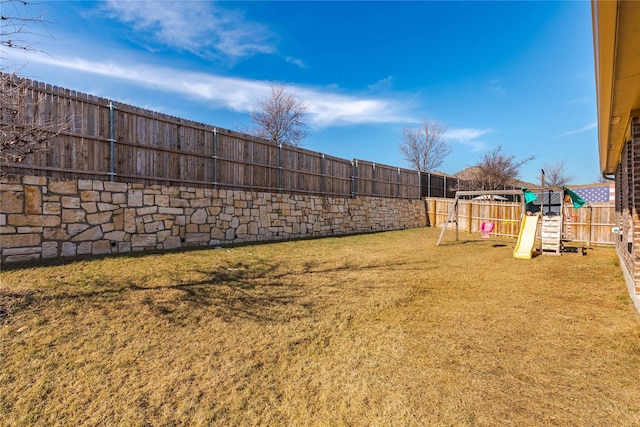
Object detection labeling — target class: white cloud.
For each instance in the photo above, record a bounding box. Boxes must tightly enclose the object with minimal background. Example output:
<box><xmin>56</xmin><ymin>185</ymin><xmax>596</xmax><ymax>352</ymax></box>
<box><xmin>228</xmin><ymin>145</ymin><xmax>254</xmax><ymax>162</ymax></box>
<box><xmin>489</xmin><ymin>79</ymin><xmax>506</xmax><ymax>96</ymax></box>
<box><xmin>445</xmin><ymin>128</ymin><xmax>491</xmax><ymax>151</ymax></box>
<box><xmin>555</xmin><ymin>121</ymin><xmax>597</xmax><ymax>137</ymax></box>
<box><xmin>102</xmin><ymin>0</ymin><xmax>276</xmax><ymax>61</ymax></box>
<box><xmin>20</xmin><ymin>52</ymin><xmax>413</xmax><ymax>128</ymax></box>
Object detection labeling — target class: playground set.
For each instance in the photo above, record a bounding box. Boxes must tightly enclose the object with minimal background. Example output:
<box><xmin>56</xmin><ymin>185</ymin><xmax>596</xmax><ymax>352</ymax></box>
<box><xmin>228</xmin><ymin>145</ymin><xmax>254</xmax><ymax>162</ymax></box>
<box><xmin>435</xmin><ymin>187</ymin><xmax>587</xmax><ymax>259</ymax></box>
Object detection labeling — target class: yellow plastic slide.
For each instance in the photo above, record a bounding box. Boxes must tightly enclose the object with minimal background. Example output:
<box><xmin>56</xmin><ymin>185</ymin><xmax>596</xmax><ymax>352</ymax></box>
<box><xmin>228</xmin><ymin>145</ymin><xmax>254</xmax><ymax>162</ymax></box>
<box><xmin>513</xmin><ymin>213</ymin><xmax>539</xmax><ymax>259</ymax></box>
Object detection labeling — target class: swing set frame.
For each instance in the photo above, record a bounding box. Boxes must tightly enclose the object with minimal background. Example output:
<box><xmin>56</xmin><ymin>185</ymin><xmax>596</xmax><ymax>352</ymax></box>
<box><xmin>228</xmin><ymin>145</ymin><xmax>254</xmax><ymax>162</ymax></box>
<box><xmin>435</xmin><ymin>189</ymin><xmax>528</xmax><ymax>246</ymax></box>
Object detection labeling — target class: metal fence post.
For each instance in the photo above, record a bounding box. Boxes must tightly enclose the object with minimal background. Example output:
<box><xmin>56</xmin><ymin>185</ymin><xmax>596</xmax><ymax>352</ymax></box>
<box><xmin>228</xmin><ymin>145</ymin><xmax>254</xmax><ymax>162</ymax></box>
<box><xmin>373</xmin><ymin>163</ymin><xmax>377</xmax><ymax>196</ymax></box>
<box><xmin>321</xmin><ymin>153</ymin><xmax>325</xmax><ymax>196</ymax></box>
<box><xmin>278</xmin><ymin>143</ymin><xmax>283</xmax><ymax>193</ymax></box>
<box><xmin>212</xmin><ymin>127</ymin><xmax>218</xmax><ymax>189</ymax></box>
<box><xmin>108</xmin><ymin>102</ymin><xmax>116</xmax><ymax>182</ymax></box>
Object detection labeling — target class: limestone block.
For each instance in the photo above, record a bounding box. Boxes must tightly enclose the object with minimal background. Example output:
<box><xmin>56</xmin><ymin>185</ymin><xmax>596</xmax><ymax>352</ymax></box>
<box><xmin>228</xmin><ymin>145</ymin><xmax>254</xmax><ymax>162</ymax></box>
<box><xmin>175</xmin><ymin>215</ymin><xmax>186</xmax><ymax>226</ymax></box>
<box><xmin>78</xmin><ymin>180</ymin><xmax>92</xmax><ymax>190</ymax></box>
<box><xmin>118</xmin><ymin>242</ymin><xmax>131</xmax><ymax>252</ymax></box>
<box><xmin>86</xmin><ymin>212</ymin><xmax>112</xmax><ymax>225</ymax></box>
<box><xmin>143</xmin><ymin>195</ymin><xmax>154</xmax><ymax>206</ymax></box>
<box><xmin>8</xmin><ymin>214</ymin><xmax>60</xmax><ymax>227</ymax></box>
<box><xmin>0</xmin><ymin>226</ymin><xmax>16</xmax><ymax>234</ymax></box>
<box><xmin>23</xmin><ymin>176</ymin><xmax>46</xmax><ymax>185</ymax></box>
<box><xmin>163</xmin><ymin>236</ymin><xmax>181</xmax><ymax>249</ymax></box>
<box><xmin>128</xmin><ymin>189</ymin><xmax>143</xmax><ymax>207</ymax></box>
<box><xmin>71</xmin><ymin>226</ymin><xmax>103</xmax><ymax>242</ymax></box>
<box><xmin>43</xmin><ymin>228</ymin><xmax>70</xmax><ymax>240</ymax></box>
<box><xmin>191</xmin><ymin>208</ymin><xmax>207</xmax><ymax>224</ymax></box>
<box><xmin>5</xmin><ymin>253</ymin><xmax>41</xmax><ymax>263</ymax></box>
<box><xmin>144</xmin><ymin>221</ymin><xmax>164</xmax><ymax>233</ymax></box>
<box><xmin>92</xmin><ymin>181</ymin><xmax>104</xmax><ymax>191</ymax></box>
<box><xmin>198</xmin><ymin>224</ymin><xmax>211</xmax><ymax>233</ymax></box>
<box><xmin>1</xmin><ymin>191</ymin><xmax>24</xmax><ymax>213</ymax></box>
<box><xmin>225</xmin><ymin>229</ymin><xmax>235</xmax><ymax>240</ymax></box>
<box><xmin>186</xmin><ymin>224</ymin><xmax>198</xmax><ymax>233</ymax></box>
<box><xmin>184</xmin><ymin>232</ymin><xmax>209</xmax><ymax>243</ymax></box>
<box><xmin>211</xmin><ymin>228</ymin><xmax>224</xmax><ymax>240</ymax></box>
<box><xmin>159</xmin><ymin>207</ymin><xmax>183</xmax><ymax>215</ymax></box>
<box><xmin>237</xmin><ymin>224</ymin><xmax>247</xmax><ymax>235</ymax></box>
<box><xmin>101</xmin><ymin>192</ymin><xmax>112</xmax><ymax>203</ymax></box>
<box><xmin>77</xmin><ymin>242</ymin><xmax>92</xmax><ymax>254</ymax></box>
<box><xmin>170</xmin><ymin>197</ymin><xmax>190</xmax><ymax>208</ymax></box>
<box><xmin>113</xmin><ymin>212</ymin><xmax>124</xmax><ymax>230</ymax></box>
<box><xmin>42</xmin><ymin>241</ymin><xmax>59</xmax><ymax>258</ymax></box>
<box><xmin>80</xmin><ymin>202</ymin><xmax>97</xmax><ymax>214</ymax></box>
<box><xmin>152</xmin><ymin>214</ymin><xmax>173</xmax><ymax>221</ymax></box>
<box><xmin>157</xmin><ymin>230</ymin><xmax>171</xmax><ymax>242</ymax></box>
<box><xmin>104</xmin><ymin>230</ymin><xmax>126</xmax><ymax>241</ymax></box>
<box><xmin>62</xmin><ymin>209</ymin><xmax>86</xmax><ymax>223</ymax></box>
<box><xmin>162</xmin><ymin>187</ymin><xmax>180</xmax><ymax>196</ymax></box>
<box><xmin>137</xmin><ymin>206</ymin><xmax>158</xmax><ymax>216</ymax></box>
<box><xmin>0</xmin><ymin>214</ymin><xmax>5</xmax><ymax>226</ymax></box>
<box><xmin>25</xmin><ymin>186</ymin><xmax>42</xmax><ymax>214</ymax></box>
<box><xmin>112</xmin><ymin>193</ymin><xmax>126</xmax><ymax>205</ymax></box>
<box><xmin>230</xmin><ymin>217</ymin><xmax>240</xmax><ymax>228</ymax></box>
<box><xmin>104</xmin><ymin>182</ymin><xmax>128</xmax><ymax>193</ymax></box>
<box><xmin>97</xmin><ymin>203</ymin><xmax>119</xmax><ymax>212</ymax></box>
<box><xmin>131</xmin><ymin>234</ymin><xmax>157</xmax><ymax>247</ymax></box>
<box><xmin>80</xmin><ymin>191</ymin><xmax>100</xmax><ymax>202</ymax></box>
<box><xmin>49</xmin><ymin>180</ymin><xmax>77</xmax><ymax>194</ymax></box>
<box><xmin>190</xmin><ymin>198</ymin><xmax>211</xmax><ymax>208</ymax></box>
<box><xmin>92</xmin><ymin>240</ymin><xmax>112</xmax><ymax>255</ymax></box>
<box><xmin>62</xmin><ymin>196</ymin><xmax>81</xmax><ymax>209</ymax></box>
<box><xmin>155</xmin><ymin>195</ymin><xmax>169</xmax><ymax>207</ymax></box>
<box><xmin>124</xmin><ymin>208</ymin><xmax>137</xmax><ymax>233</ymax></box>
<box><xmin>0</xmin><ymin>233</ymin><xmax>41</xmax><ymax>249</ymax></box>
<box><xmin>17</xmin><ymin>226</ymin><xmax>43</xmax><ymax>234</ymax></box>
<box><xmin>43</xmin><ymin>202</ymin><xmax>62</xmax><ymax>215</ymax></box>
<box><xmin>207</xmin><ymin>206</ymin><xmax>221</xmax><ymax>216</ymax></box>
<box><xmin>61</xmin><ymin>242</ymin><xmax>77</xmax><ymax>257</ymax></box>
<box><xmin>248</xmin><ymin>222</ymin><xmax>258</xmax><ymax>235</ymax></box>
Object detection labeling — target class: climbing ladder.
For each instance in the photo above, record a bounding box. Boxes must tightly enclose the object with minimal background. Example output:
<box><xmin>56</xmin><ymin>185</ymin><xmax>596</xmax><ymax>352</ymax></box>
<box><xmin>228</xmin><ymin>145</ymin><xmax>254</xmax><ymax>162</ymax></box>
<box><xmin>541</xmin><ymin>215</ymin><xmax>562</xmax><ymax>255</ymax></box>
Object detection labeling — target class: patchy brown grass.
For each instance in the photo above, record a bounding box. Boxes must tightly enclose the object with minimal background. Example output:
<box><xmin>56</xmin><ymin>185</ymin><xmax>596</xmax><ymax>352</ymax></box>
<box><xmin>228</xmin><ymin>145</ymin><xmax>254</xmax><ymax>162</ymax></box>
<box><xmin>1</xmin><ymin>228</ymin><xmax>639</xmax><ymax>426</ymax></box>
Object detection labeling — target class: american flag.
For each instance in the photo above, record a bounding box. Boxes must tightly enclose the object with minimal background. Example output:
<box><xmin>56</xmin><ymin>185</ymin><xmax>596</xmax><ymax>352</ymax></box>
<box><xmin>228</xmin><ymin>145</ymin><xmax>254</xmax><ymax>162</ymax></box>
<box><xmin>571</xmin><ymin>185</ymin><xmax>615</xmax><ymax>203</ymax></box>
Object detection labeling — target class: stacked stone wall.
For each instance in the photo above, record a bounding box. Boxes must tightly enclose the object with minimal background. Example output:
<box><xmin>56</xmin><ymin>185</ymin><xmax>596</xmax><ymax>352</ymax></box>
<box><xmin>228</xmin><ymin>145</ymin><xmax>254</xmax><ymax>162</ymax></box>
<box><xmin>0</xmin><ymin>175</ymin><xmax>427</xmax><ymax>264</ymax></box>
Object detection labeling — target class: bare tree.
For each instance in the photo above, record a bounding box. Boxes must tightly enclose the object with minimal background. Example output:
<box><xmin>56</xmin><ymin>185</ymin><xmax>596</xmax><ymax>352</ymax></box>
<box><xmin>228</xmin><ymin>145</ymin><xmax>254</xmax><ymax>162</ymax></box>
<box><xmin>249</xmin><ymin>85</ymin><xmax>307</xmax><ymax>147</ymax></box>
<box><xmin>398</xmin><ymin>119</ymin><xmax>450</xmax><ymax>172</ymax></box>
<box><xmin>1</xmin><ymin>0</ymin><xmax>69</xmax><ymax>173</ymax></box>
<box><xmin>468</xmin><ymin>145</ymin><xmax>534</xmax><ymax>190</ymax></box>
<box><xmin>542</xmin><ymin>160</ymin><xmax>574</xmax><ymax>187</ymax></box>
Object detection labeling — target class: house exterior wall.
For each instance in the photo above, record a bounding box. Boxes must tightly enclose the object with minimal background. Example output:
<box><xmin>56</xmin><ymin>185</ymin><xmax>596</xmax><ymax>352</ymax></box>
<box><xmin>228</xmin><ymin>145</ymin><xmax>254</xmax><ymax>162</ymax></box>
<box><xmin>0</xmin><ymin>175</ymin><xmax>427</xmax><ymax>264</ymax></box>
<box><xmin>615</xmin><ymin>116</ymin><xmax>640</xmax><ymax>312</ymax></box>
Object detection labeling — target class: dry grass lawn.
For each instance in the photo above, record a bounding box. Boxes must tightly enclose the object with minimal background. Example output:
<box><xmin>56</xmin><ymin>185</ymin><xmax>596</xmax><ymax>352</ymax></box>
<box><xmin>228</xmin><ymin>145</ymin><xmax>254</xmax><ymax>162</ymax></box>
<box><xmin>1</xmin><ymin>227</ymin><xmax>640</xmax><ymax>426</ymax></box>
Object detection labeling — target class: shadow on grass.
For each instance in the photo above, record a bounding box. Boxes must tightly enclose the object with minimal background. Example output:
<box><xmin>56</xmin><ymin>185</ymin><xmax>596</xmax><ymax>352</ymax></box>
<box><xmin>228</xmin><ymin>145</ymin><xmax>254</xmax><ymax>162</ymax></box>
<box><xmin>1</xmin><ymin>253</ymin><xmax>446</xmax><ymax>326</ymax></box>
<box><xmin>0</xmin><ymin>259</ymin><xmax>310</xmax><ymax>325</ymax></box>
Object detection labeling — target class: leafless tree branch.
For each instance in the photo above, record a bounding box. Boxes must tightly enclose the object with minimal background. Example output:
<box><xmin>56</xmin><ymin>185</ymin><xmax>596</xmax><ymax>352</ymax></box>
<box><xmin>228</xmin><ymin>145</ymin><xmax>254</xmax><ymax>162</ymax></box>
<box><xmin>398</xmin><ymin>119</ymin><xmax>450</xmax><ymax>173</ymax></box>
<box><xmin>249</xmin><ymin>85</ymin><xmax>308</xmax><ymax>147</ymax></box>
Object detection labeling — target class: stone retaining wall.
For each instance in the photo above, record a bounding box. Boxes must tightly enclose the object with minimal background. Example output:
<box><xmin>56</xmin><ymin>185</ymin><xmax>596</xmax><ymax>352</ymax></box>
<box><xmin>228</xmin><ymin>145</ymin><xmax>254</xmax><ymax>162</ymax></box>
<box><xmin>0</xmin><ymin>175</ymin><xmax>427</xmax><ymax>264</ymax></box>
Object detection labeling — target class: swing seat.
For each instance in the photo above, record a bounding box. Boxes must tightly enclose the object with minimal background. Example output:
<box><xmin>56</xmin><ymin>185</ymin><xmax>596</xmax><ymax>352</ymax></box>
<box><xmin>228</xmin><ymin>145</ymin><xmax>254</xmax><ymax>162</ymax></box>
<box><xmin>480</xmin><ymin>221</ymin><xmax>494</xmax><ymax>238</ymax></box>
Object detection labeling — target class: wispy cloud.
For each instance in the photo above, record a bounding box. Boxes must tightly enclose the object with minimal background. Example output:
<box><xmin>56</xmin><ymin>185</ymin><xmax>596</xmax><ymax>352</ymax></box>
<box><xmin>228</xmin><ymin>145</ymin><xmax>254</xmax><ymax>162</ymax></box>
<box><xmin>555</xmin><ymin>121</ymin><xmax>597</xmax><ymax>137</ymax></box>
<box><xmin>489</xmin><ymin>79</ymin><xmax>506</xmax><ymax>96</ymax></box>
<box><xmin>445</xmin><ymin>128</ymin><xmax>491</xmax><ymax>151</ymax></box>
<box><xmin>102</xmin><ymin>0</ymin><xmax>276</xmax><ymax>61</ymax></box>
<box><xmin>21</xmin><ymin>52</ymin><xmax>413</xmax><ymax>128</ymax></box>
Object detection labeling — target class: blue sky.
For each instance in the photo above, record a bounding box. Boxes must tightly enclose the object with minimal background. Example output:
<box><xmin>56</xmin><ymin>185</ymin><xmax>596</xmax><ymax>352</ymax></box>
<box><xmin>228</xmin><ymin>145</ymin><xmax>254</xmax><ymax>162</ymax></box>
<box><xmin>5</xmin><ymin>0</ymin><xmax>598</xmax><ymax>184</ymax></box>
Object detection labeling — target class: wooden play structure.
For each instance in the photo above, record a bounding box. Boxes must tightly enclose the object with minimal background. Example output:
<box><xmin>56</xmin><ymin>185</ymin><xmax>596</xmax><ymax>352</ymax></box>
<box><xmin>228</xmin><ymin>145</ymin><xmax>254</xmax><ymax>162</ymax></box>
<box><xmin>435</xmin><ymin>187</ymin><xmax>586</xmax><ymax>258</ymax></box>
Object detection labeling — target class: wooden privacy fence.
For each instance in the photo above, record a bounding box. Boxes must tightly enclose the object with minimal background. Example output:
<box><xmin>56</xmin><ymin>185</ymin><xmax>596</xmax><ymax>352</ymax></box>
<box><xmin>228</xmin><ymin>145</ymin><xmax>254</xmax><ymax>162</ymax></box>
<box><xmin>1</xmin><ymin>75</ymin><xmax>429</xmax><ymax>198</ymax></box>
<box><xmin>426</xmin><ymin>198</ymin><xmax>616</xmax><ymax>246</ymax></box>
